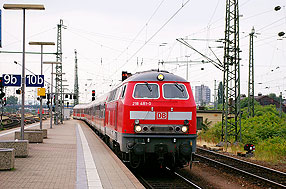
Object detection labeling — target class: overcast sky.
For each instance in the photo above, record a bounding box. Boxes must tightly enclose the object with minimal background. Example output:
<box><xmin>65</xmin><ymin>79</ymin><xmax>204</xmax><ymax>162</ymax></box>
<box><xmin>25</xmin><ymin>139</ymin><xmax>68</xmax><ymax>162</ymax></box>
<box><xmin>1</xmin><ymin>0</ymin><xmax>286</xmax><ymax>103</ymax></box>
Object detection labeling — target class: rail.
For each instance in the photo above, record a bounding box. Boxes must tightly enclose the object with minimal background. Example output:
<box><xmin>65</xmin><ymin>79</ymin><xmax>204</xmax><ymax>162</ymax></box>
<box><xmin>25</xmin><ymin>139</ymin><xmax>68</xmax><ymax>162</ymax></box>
<box><xmin>135</xmin><ymin>167</ymin><xmax>202</xmax><ymax>189</ymax></box>
<box><xmin>195</xmin><ymin>147</ymin><xmax>286</xmax><ymax>188</ymax></box>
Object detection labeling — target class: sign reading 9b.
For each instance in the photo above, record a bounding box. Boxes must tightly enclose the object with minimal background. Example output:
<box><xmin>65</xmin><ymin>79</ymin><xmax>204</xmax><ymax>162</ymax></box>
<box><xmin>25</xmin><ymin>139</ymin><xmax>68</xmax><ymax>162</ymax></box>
<box><xmin>2</xmin><ymin>74</ymin><xmax>21</xmax><ymax>86</ymax></box>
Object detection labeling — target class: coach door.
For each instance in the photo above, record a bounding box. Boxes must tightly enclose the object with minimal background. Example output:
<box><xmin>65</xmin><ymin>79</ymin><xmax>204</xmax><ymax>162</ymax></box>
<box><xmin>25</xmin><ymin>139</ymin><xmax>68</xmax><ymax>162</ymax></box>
<box><xmin>114</xmin><ymin>87</ymin><xmax>123</xmax><ymax>142</ymax></box>
<box><xmin>107</xmin><ymin>88</ymin><xmax>121</xmax><ymax>140</ymax></box>
<box><xmin>115</xmin><ymin>102</ymin><xmax>118</xmax><ymax>130</ymax></box>
<box><xmin>114</xmin><ymin>87</ymin><xmax>122</xmax><ymax>131</ymax></box>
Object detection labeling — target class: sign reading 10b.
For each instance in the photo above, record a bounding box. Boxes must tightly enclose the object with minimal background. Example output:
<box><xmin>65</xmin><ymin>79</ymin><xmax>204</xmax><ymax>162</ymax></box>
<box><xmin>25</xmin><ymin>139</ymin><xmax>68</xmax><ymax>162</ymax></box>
<box><xmin>26</xmin><ymin>75</ymin><xmax>44</xmax><ymax>87</ymax></box>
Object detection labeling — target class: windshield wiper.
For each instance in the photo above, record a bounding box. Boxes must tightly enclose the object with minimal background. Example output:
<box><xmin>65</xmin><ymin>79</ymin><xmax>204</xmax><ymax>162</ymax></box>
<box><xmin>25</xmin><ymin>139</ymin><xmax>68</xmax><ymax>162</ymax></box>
<box><xmin>145</xmin><ymin>82</ymin><xmax>152</xmax><ymax>93</ymax></box>
<box><xmin>175</xmin><ymin>82</ymin><xmax>185</xmax><ymax>97</ymax></box>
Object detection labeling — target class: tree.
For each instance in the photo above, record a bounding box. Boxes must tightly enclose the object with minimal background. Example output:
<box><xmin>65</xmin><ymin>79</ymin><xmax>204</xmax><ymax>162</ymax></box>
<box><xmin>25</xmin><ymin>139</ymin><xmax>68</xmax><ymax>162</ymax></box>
<box><xmin>6</xmin><ymin>96</ymin><xmax>18</xmax><ymax>105</ymax></box>
<box><xmin>217</xmin><ymin>81</ymin><xmax>223</xmax><ymax>104</ymax></box>
<box><xmin>268</xmin><ymin>93</ymin><xmax>280</xmax><ymax>102</ymax></box>
<box><xmin>240</xmin><ymin>97</ymin><xmax>259</xmax><ymax>109</ymax></box>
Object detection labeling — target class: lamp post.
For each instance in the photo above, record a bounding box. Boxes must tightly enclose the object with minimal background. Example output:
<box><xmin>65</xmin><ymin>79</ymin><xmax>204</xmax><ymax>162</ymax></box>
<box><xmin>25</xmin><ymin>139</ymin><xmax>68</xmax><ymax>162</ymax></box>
<box><xmin>3</xmin><ymin>4</ymin><xmax>45</xmax><ymax>140</ymax></box>
<box><xmin>185</xmin><ymin>55</ymin><xmax>190</xmax><ymax>81</ymax></box>
<box><xmin>29</xmin><ymin>42</ymin><xmax>55</xmax><ymax>130</ymax></box>
<box><xmin>158</xmin><ymin>43</ymin><xmax>167</xmax><ymax>69</ymax></box>
<box><xmin>43</xmin><ymin>62</ymin><xmax>61</xmax><ymax>129</ymax></box>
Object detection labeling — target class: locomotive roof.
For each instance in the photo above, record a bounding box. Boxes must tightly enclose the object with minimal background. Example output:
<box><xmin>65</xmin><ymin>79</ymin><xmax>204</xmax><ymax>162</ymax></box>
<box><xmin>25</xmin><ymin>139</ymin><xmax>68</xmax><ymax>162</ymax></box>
<box><xmin>73</xmin><ymin>103</ymin><xmax>89</xmax><ymax>109</ymax></box>
<box><xmin>125</xmin><ymin>70</ymin><xmax>188</xmax><ymax>82</ymax></box>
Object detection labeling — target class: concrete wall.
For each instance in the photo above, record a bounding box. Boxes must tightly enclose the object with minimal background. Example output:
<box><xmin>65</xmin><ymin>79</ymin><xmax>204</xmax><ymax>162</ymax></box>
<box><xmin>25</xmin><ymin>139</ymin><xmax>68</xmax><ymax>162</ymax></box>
<box><xmin>197</xmin><ymin>110</ymin><xmax>222</xmax><ymax>128</ymax></box>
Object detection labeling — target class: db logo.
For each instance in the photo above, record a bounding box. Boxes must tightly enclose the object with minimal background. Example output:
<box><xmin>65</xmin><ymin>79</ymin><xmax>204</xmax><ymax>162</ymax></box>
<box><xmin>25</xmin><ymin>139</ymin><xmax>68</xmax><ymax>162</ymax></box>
<box><xmin>156</xmin><ymin>112</ymin><xmax>167</xmax><ymax>120</ymax></box>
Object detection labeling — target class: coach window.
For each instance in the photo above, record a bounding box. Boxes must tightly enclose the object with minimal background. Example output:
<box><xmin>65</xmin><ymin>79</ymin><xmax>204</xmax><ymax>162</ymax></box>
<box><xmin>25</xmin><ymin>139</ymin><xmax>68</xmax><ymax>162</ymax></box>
<box><xmin>133</xmin><ymin>83</ymin><xmax>159</xmax><ymax>99</ymax></box>
<box><xmin>163</xmin><ymin>83</ymin><xmax>188</xmax><ymax>99</ymax></box>
<box><xmin>108</xmin><ymin>89</ymin><xmax>116</xmax><ymax>102</ymax></box>
<box><xmin>121</xmin><ymin>85</ymin><xmax>127</xmax><ymax>98</ymax></box>
<box><xmin>115</xmin><ymin>87</ymin><xmax>121</xmax><ymax>100</ymax></box>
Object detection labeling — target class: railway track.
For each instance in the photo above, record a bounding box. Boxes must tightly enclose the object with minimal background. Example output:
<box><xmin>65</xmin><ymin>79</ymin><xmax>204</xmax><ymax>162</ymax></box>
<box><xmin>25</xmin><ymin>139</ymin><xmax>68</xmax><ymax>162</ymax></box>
<box><xmin>3</xmin><ymin>118</ymin><xmax>20</xmax><ymax>128</ymax></box>
<box><xmin>86</xmin><ymin>122</ymin><xmax>202</xmax><ymax>188</ymax></box>
<box><xmin>1</xmin><ymin>114</ymin><xmax>44</xmax><ymax>130</ymax></box>
<box><xmin>195</xmin><ymin>147</ymin><xmax>286</xmax><ymax>188</ymax></box>
<box><xmin>135</xmin><ymin>167</ymin><xmax>202</xmax><ymax>189</ymax></box>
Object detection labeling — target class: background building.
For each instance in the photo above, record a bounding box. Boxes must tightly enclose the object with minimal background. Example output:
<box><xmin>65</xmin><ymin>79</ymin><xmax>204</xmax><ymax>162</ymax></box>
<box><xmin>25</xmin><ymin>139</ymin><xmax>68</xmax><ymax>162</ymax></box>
<box><xmin>255</xmin><ymin>94</ymin><xmax>286</xmax><ymax>113</ymax></box>
<box><xmin>195</xmin><ymin>85</ymin><xmax>211</xmax><ymax>106</ymax></box>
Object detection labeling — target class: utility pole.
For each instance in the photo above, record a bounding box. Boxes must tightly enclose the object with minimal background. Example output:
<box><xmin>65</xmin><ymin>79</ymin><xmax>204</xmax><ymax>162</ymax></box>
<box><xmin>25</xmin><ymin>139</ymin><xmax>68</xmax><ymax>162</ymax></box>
<box><xmin>248</xmin><ymin>27</ymin><xmax>255</xmax><ymax>117</ymax></box>
<box><xmin>214</xmin><ymin>80</ymin><xmax>217</xmax><ymax>109</ymax></box>
<box><xmin>74</xmin><ymin>49</ymin><xmax>79</xmax><ymax>105</ymax></box>
<box><xmin>279</xmin><ymin>92</ymin><xmax>282</xmax><ymax>118</ymax></box>
<box><xmin>221</xmin><ymin>0</ymin><xmax>241</xmax><ymax>144</ymax></box>
<box><xmin>55</xmin><ymin>19</ymin><xmax>65</xmax><ymax>124</ymax></box>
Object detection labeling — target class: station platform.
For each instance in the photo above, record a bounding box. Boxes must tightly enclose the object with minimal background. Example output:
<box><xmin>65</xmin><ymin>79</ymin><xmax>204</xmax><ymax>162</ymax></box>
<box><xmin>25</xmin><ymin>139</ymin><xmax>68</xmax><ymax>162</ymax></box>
<box><xmin>0</xmin><ymin>119</ymin><xmax>144</xmax><ymax>189</ymax></box>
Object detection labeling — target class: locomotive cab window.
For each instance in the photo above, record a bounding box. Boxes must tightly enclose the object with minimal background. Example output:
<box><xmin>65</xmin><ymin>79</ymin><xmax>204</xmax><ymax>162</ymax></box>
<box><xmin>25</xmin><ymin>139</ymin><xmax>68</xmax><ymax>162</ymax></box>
<box><xmin>163</xmin><ymin>83</ymin><xmax>188</xmax><ymax>99</ymax></box>
<box><xmin>133</xmin><ymin>83</ymin><xmax>159</xmax><ymax>99</ymax></box>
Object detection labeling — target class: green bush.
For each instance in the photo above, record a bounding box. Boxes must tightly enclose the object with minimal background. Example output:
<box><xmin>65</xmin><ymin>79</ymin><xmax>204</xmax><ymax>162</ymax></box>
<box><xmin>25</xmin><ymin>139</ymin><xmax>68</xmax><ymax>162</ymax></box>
<box><xmin>198</xmin><ymin>104</ymin><xmax>286</xmax><ymax>163</ymax></box>
<box><xmin>255</xmin><ymin>137</ymin><xmax>286</xmax><ymax>163</ymax></box>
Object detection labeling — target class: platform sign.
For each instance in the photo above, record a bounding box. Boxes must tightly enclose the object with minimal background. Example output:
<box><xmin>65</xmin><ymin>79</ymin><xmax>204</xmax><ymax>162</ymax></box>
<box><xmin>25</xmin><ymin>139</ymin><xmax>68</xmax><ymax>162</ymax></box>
<box><xmin>26</xmin><ymin>75</ymin><xmax>44</xmax><ymax>87</ymax></box>
<box><xmin>2</xmin><ymin>74</ymin><xmax>21</xmax><ymax>86</ymax></box>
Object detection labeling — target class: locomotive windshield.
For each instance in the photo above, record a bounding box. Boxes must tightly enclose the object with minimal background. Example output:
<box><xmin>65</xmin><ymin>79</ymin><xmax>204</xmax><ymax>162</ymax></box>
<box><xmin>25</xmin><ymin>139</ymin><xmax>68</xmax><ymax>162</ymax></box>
<box><xmin>163</xmin><ymin>83</ymin><xmax>188</xmax><ymax>99</ymax></box>
<box><xmin>133</xmin><ymin>83</ymin><xmax>159</xmax><ymax>99</ymax></box>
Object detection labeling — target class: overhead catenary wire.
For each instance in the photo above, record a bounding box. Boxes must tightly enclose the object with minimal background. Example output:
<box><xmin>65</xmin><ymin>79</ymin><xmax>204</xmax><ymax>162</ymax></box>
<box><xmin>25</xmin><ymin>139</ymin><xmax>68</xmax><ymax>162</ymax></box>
<box><xmin>185</xmin><ymin>0</ymin><xmax>263</xmax><ymax>39</ymax></box>
<box><xmin>67</xmin><ymin>27</ymin><xmax>158</xmax><ymax>46</ymax></box>
<box><xmin>207</xmin><ymin>0</ymin><xmax>220</xmax><ymax>26</ymax></box>
<box><xmin>126</xmin><ymin>0</ymin><xmax>191</xmax><ymax>63</ymax></box>
<box><xmin>6</xmin><ymin>0</ymin><xmax>286</xmax><ymax>98</ymax></box>
<box><xmin>169</xmin><ymin>4</ymin><xmax>285</xmax><ymax>97</ymax></box>
<box><xmin>257</xmin><ymin>17</ymin><xmax>286</xmax><ymax>32</ymax></box>
<box><xmin>3</xmin><ymin>27</ymin><xmax>56</xmax><ymax>48</ymax></box>
<box><xmin>111</xmin><ymin>0</ymin><xmax>192</xmax><ymax>77</ymax></box>
<box><xmin>66</xmin><ymin>1</ymin><xmax>285</xmax><ymax>93</ymax></box>
<box><xmin>107</xmin><ymin>0</ymin><xmax>166</xmax><ymax>65</ymax></box>
<box><xmin>13</xmin><ymin>61</ymin><xmax>52</xmax><ymax>87</ymax></box>
<box><xmin>168</xmin><ymin>2</ymin><xmax>285</xmax><ymax>96</ymax></box>
<box><xmin>66</xmin><ymin>29</ymin><xmax>122</xmax><ymax>53</ymax></box>
<box><xmin>186</xmin><ymin>4</ymin><xmax>285</xmax><ymax>42</ymax></box>
<box><xmin>177</xmin><ymin>4</ymin><xmax>286</xmax><ymax>76</ymax></box>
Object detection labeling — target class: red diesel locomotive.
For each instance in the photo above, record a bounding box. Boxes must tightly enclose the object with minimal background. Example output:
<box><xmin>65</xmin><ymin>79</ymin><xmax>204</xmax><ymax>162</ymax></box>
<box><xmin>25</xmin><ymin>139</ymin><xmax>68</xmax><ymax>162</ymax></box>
<box><xmin>73</xmin><ymin>70</ymin><xmax>197</xmax><ymax>169</ymax></box>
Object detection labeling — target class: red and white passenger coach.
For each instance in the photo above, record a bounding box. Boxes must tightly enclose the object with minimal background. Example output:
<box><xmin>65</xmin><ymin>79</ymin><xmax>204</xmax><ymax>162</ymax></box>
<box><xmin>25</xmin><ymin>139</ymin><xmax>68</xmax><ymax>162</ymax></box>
<box><xmin>73</xmin><ymin>70</ymin><xmax>197</xmax><ymax>169</ymax></box>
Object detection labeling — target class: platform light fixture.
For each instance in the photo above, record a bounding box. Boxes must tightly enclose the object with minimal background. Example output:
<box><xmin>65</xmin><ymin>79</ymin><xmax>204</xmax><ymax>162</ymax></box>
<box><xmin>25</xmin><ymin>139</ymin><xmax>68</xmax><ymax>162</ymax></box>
<box><xmin>3</xmin><ymin>4</ymin><xmax>45</xmax><ymax>140</ymax></box>
<box><xmin>29</xmin><ymin>41</ymin><xmax>55</xmax><ymax>130</ymax></box>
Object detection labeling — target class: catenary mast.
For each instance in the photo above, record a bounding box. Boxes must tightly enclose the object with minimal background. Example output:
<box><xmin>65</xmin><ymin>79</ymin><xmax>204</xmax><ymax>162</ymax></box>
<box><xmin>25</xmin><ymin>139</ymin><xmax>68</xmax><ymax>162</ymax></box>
<box><xmin>74</xmin><ymin>49</ymin><xmax>79</xmax><ymax>105</ymax></box>
<box><xmin>221</xmin><ymin>0</ymin><xmax>241</xmax><ymax>144</ymax></box>
<box><xmin>55</xmin><ymin>19</ymin><xmax>65</xmax><ymax>124</ymax></box>
<box><xmin>248</xmin><ymin>27</ymin><xmax>255</xmax><ymax>117</ymax></box>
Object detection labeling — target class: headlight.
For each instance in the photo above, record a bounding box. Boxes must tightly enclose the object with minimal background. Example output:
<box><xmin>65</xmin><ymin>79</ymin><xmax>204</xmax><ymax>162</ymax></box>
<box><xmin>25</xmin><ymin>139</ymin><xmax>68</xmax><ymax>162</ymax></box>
<box><xmin>157</xmin><ymin>74</ymin><xmax>164</xmax><ymax>81</ymax></box>
<box><xmin>135</xmin><ymin>125</ymin><xmax>142</xmax><ymax>132</ymax></box>
<box><xmin>135</xmin><ymin>119</ymin><xmax>140</xmax><ymax>125</ymax></box>
<box><xmin>182</xmin><ymin>126</ymin><xmax>188</xmax><ymax>133</ymax></box>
